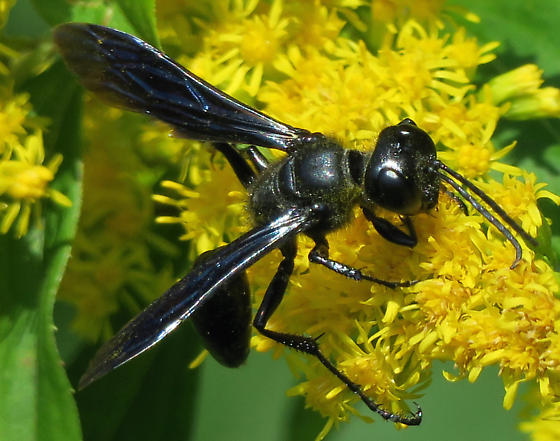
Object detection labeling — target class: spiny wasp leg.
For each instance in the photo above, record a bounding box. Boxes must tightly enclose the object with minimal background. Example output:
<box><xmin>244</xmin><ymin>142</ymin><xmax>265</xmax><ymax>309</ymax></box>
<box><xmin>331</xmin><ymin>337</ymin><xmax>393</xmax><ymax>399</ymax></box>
<box><xmin>362</xmin><ymin>208</ymin><xmax>418</xmax><ymax>247</ymax></box>
<box><xmin>313</xmin><ymin>349</ymin><xmax>422</xmax><ymax>425</ymax></box>
<box><xmin>308</xmin><ymin>234</ymin><xmax>419</xmax><ymax>288</ymax></box>
<box><xmin>212</xmin><ymin>143</ymin><xmax>270</xmax><ymax>188</ymax></box>
<box><xmin>253</xmin><ymin>240</ymin><xmax>421</xmax><ymax>425</ymax></box>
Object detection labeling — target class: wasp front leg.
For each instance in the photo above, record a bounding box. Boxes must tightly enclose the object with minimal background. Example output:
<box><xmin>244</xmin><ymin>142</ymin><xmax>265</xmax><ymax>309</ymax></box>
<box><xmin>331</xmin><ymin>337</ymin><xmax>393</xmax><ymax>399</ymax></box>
<box><xmin>307</xmin><ymin>233</ymin><xmax>417</xmax><ymax>288</ymax></box>
<box><xmin>362</xmin><ymin>207</ymin><xmax>417</xmax><ymax>247</ymax></box>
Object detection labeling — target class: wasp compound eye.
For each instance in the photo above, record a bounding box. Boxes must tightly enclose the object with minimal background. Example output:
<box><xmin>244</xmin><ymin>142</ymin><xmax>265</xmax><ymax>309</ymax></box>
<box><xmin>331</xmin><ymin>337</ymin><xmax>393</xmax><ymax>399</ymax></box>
<box><xmin>365</xmin><ymin>166</ymin><xmax>423</xmax><ymax>214</ymax></box>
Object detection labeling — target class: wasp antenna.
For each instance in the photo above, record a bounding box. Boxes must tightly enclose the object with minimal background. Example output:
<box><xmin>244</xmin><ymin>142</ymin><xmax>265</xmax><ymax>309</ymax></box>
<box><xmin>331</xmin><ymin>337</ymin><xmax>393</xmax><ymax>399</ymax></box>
<box><xmin>435</xmin><ymin>162</ymin><xmax>535</xmax><ymax>269</ymax></box>
<box><xmin>437</xmin><ymin>162</ymin><xmax>538</xmax><ymax>246</ymax></box>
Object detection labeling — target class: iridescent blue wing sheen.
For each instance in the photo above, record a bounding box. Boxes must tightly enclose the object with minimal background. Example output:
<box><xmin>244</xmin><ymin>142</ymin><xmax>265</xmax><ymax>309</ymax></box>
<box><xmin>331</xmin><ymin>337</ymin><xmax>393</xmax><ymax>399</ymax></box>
<box><xmin>53</xmin><ymin>23</ymin><xmax>310</xmax><ymax>150</ymax></box>
<box><xmin>78</xmin><ymin>206</ymin><xmax>320</xmax><ymax>389</ymax></box>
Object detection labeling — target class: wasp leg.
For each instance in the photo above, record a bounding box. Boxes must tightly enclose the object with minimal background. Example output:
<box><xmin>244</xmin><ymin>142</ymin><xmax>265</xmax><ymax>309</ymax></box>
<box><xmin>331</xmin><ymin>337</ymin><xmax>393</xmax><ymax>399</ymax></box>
<box><xmin>442</xmin><ymin>187</ymin><xmax>468</xmax><ymax>215</ymax></box>
<box><xmin>253</xmin><ymin>239</ymin><xmax>422</xmax><ymax>425</ymax></box>
<box><xmin>253</xmin><ymin>239</ymin><xmax>297</xmax><ymax>330</ymax></box>
<box><xmin>213</xmin><ymin>142</ymin><xmax>256</xmax><ymax>189</ymax></box>
<box><xmin>245</xmin><ymin>146</ymin><xmax>270</xmax><ymax>172</ymax></box>
<box><xmin>307</xmin><ymin>234</ymin><xmax>417</xmax><ymax>288</ymax></box>
<box><xmin>362</xmin><ymin>208</ymin><xmax>417</xmax><ymax>247</ymax></box>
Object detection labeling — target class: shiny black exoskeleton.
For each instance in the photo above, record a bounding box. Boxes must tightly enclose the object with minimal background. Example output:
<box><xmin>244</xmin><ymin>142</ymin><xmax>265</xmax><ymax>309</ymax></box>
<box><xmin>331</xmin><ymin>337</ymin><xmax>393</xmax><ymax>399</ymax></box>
<box><xmin>251</xmin><ymin>121</ymin><xmax>438</xmax><ymax>232</ymax></box>
<box><xmin>191</xmin><ymin>248</ymin><xmax>251</xmax><ymax>368</ymax></box>
<box><xmin>54</xmin><ymin>23</ymin><xmax>538</xmax><ymax>426</ymax></box>
<box><xmin>250</xmin><ymin>135</ymin><xmax>362</xmax><ymax>232</ymax></box>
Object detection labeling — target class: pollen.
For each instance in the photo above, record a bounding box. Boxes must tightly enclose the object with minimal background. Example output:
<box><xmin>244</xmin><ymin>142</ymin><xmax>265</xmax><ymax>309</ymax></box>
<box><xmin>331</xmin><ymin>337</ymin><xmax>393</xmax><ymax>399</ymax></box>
<box><xmin>239</xmin><ymin>15</ymin><xmax>285</xmax><ymax>65</ymax></box>
<box><xmin>455</xmin><ymin>143</ymin><xmax>491</xmax><ymax>177</ymax></box>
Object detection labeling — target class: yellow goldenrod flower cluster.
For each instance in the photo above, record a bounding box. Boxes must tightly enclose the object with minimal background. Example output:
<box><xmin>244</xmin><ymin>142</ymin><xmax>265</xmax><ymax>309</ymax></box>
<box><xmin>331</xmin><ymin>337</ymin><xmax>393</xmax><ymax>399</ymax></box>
<box><xmin>0</xmin><ymin>92</ymin><xmax>71</xmax><ymax>237</ymax></box>
<box><xmin>0</xmin><ymin>0</ymin><xmax>70</xmax><ymax>237</ymax></box>
<box><xmin>488</xmin><ymin>64</ymin><xmax>560</xmax><ymax>120</ymax></box>
<box><xmin>521</xmin><ymin>401</ymin><xmax>560</xmax><ymax>440</ymax></box>
<box><xmin>153</xmin><ymin>175</ymin><xmax>246</xmax><ymax>258</ymax></box>
<box><xmin>57</xmin><ymin>101</ymin><xmax>180</xmax><ymax>341</ymax></box>
<box><xmin>42</xmin><ymin>0</ymin><xmax>559</xmax><ymax>438</ymax></box>
<box><xmin>149</xmin><ymin>0</ymin><xmax>560</xmax><ymax>438</ymax></box>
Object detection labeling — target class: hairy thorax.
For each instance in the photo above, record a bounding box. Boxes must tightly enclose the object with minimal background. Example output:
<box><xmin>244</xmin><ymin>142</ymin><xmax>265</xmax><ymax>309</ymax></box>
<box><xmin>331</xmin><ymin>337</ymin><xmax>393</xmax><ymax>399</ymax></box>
<box><xmin>248</xmin><ymin>138</ymin><xmax>362</xmax><ymax>234</ymax></box>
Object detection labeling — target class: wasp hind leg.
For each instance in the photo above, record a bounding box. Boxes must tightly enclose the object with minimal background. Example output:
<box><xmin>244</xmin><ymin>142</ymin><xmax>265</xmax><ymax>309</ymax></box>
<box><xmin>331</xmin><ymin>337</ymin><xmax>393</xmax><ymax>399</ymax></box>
<box><xmin>253</xmin><ymin>239</ymin><xmax>422</xmax><ymax>425</ymax></box>
<box><xmin>212</xmin><ymin>142</ymin><xmax>257</xmax><ymax>189</ymax></box>
<box><xmin>212</xmin><ymin>142</ymin><xmax>272</xmax><ymax>190</ymax></box>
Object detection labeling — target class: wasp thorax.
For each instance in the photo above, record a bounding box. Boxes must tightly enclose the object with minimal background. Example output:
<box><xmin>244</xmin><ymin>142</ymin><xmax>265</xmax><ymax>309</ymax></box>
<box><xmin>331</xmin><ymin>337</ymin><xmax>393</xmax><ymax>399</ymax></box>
<box><xmin>363</xmin><ymin>119</ymin><xmax>439</xmax><ymax>215</ymax></box>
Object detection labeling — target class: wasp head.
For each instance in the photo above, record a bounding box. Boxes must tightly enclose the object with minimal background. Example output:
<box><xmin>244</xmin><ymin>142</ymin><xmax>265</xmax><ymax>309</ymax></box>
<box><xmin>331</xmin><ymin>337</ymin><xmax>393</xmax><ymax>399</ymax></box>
<box><xmin>362</xmin><ymin>119</ymin><xmax>440</xmax><ymax>215</ymax></box>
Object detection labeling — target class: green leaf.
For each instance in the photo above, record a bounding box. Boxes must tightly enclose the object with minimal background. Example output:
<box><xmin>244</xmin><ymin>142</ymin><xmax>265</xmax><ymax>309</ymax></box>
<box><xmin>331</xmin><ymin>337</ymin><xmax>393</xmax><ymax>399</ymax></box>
<box><xmin>31</xmin><ymin>0</ymin><xmax>159</xmax><ymax>46</ymax></box>
<box><xmin>114</xmin><ymin>0</ymin><xmax>159</xmax><ymax>46</ymax></box>
<box><xmin>68</xmin><ymin>324</ymin><xmax>201</xmax><ymax>441</ymax></box>
<box><xmin>29</xmin><ymin>0</ymin><xmax>71</xmax><ymax>27</ymax></box>
<box><xmin>451</xmin><ymin>0</ymin><xmax>560</xmax><ymax>76</ymax></box>
<box><xmin>283</xmin><ymin>396</ymin><xmax>327</xmax><ymax>441</ymax></box>
<box><xmin>0</xmin><ymin>61</ymin><xmax>83</xmax><ymax>441</ymax></box>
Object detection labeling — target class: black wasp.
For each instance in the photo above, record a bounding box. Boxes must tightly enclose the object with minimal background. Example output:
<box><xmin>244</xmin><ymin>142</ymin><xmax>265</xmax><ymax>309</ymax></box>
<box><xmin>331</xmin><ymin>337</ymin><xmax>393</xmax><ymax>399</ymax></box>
<box><xmin>54</xmin><ymin>23</ymin><xmax>537</xmax><ymax>425</ymax></box>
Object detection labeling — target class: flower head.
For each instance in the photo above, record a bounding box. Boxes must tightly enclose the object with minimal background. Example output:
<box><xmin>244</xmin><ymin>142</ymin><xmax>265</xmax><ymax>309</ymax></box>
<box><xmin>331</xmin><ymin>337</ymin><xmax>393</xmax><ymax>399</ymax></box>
<box><xmin>58</xmin><ymin>100</ymin><xmax>178</xmax><ymax>341</ymax></box>
<box><xmin>55</xmin><ymin>0</ymin><xmax>560</xmax><ymax>437</ymax></box>
<box><xmin>487</xmin><ymin>64</ymin><xmax>560</xmax><ymax>119</ymax></box>
<box><xmin>0</xmin><ymin>120</ymin><xmax>71</xmax><ymax>237</ymax></box>
<box><xmin>152</xmin><ymin>2</ymin><xmax>560</xmax><ymax>435</ymax></box>
<box><xmin>0</xmin><ymin>6</ymin><xmax>70</xmax><ymax>238</ymax></box>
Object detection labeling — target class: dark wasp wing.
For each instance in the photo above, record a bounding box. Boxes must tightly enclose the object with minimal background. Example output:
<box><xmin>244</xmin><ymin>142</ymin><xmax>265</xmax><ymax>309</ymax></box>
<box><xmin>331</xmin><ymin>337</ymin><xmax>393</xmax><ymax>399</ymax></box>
<box><xmin>79</xmin><ymin>206</ymin><xmax>320</xmax><ymax>389</ymax></box>
<box><xmin>53</xmin><ymin>23</ymin><xmax>310</xmax><ymax>150</ymax></box>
